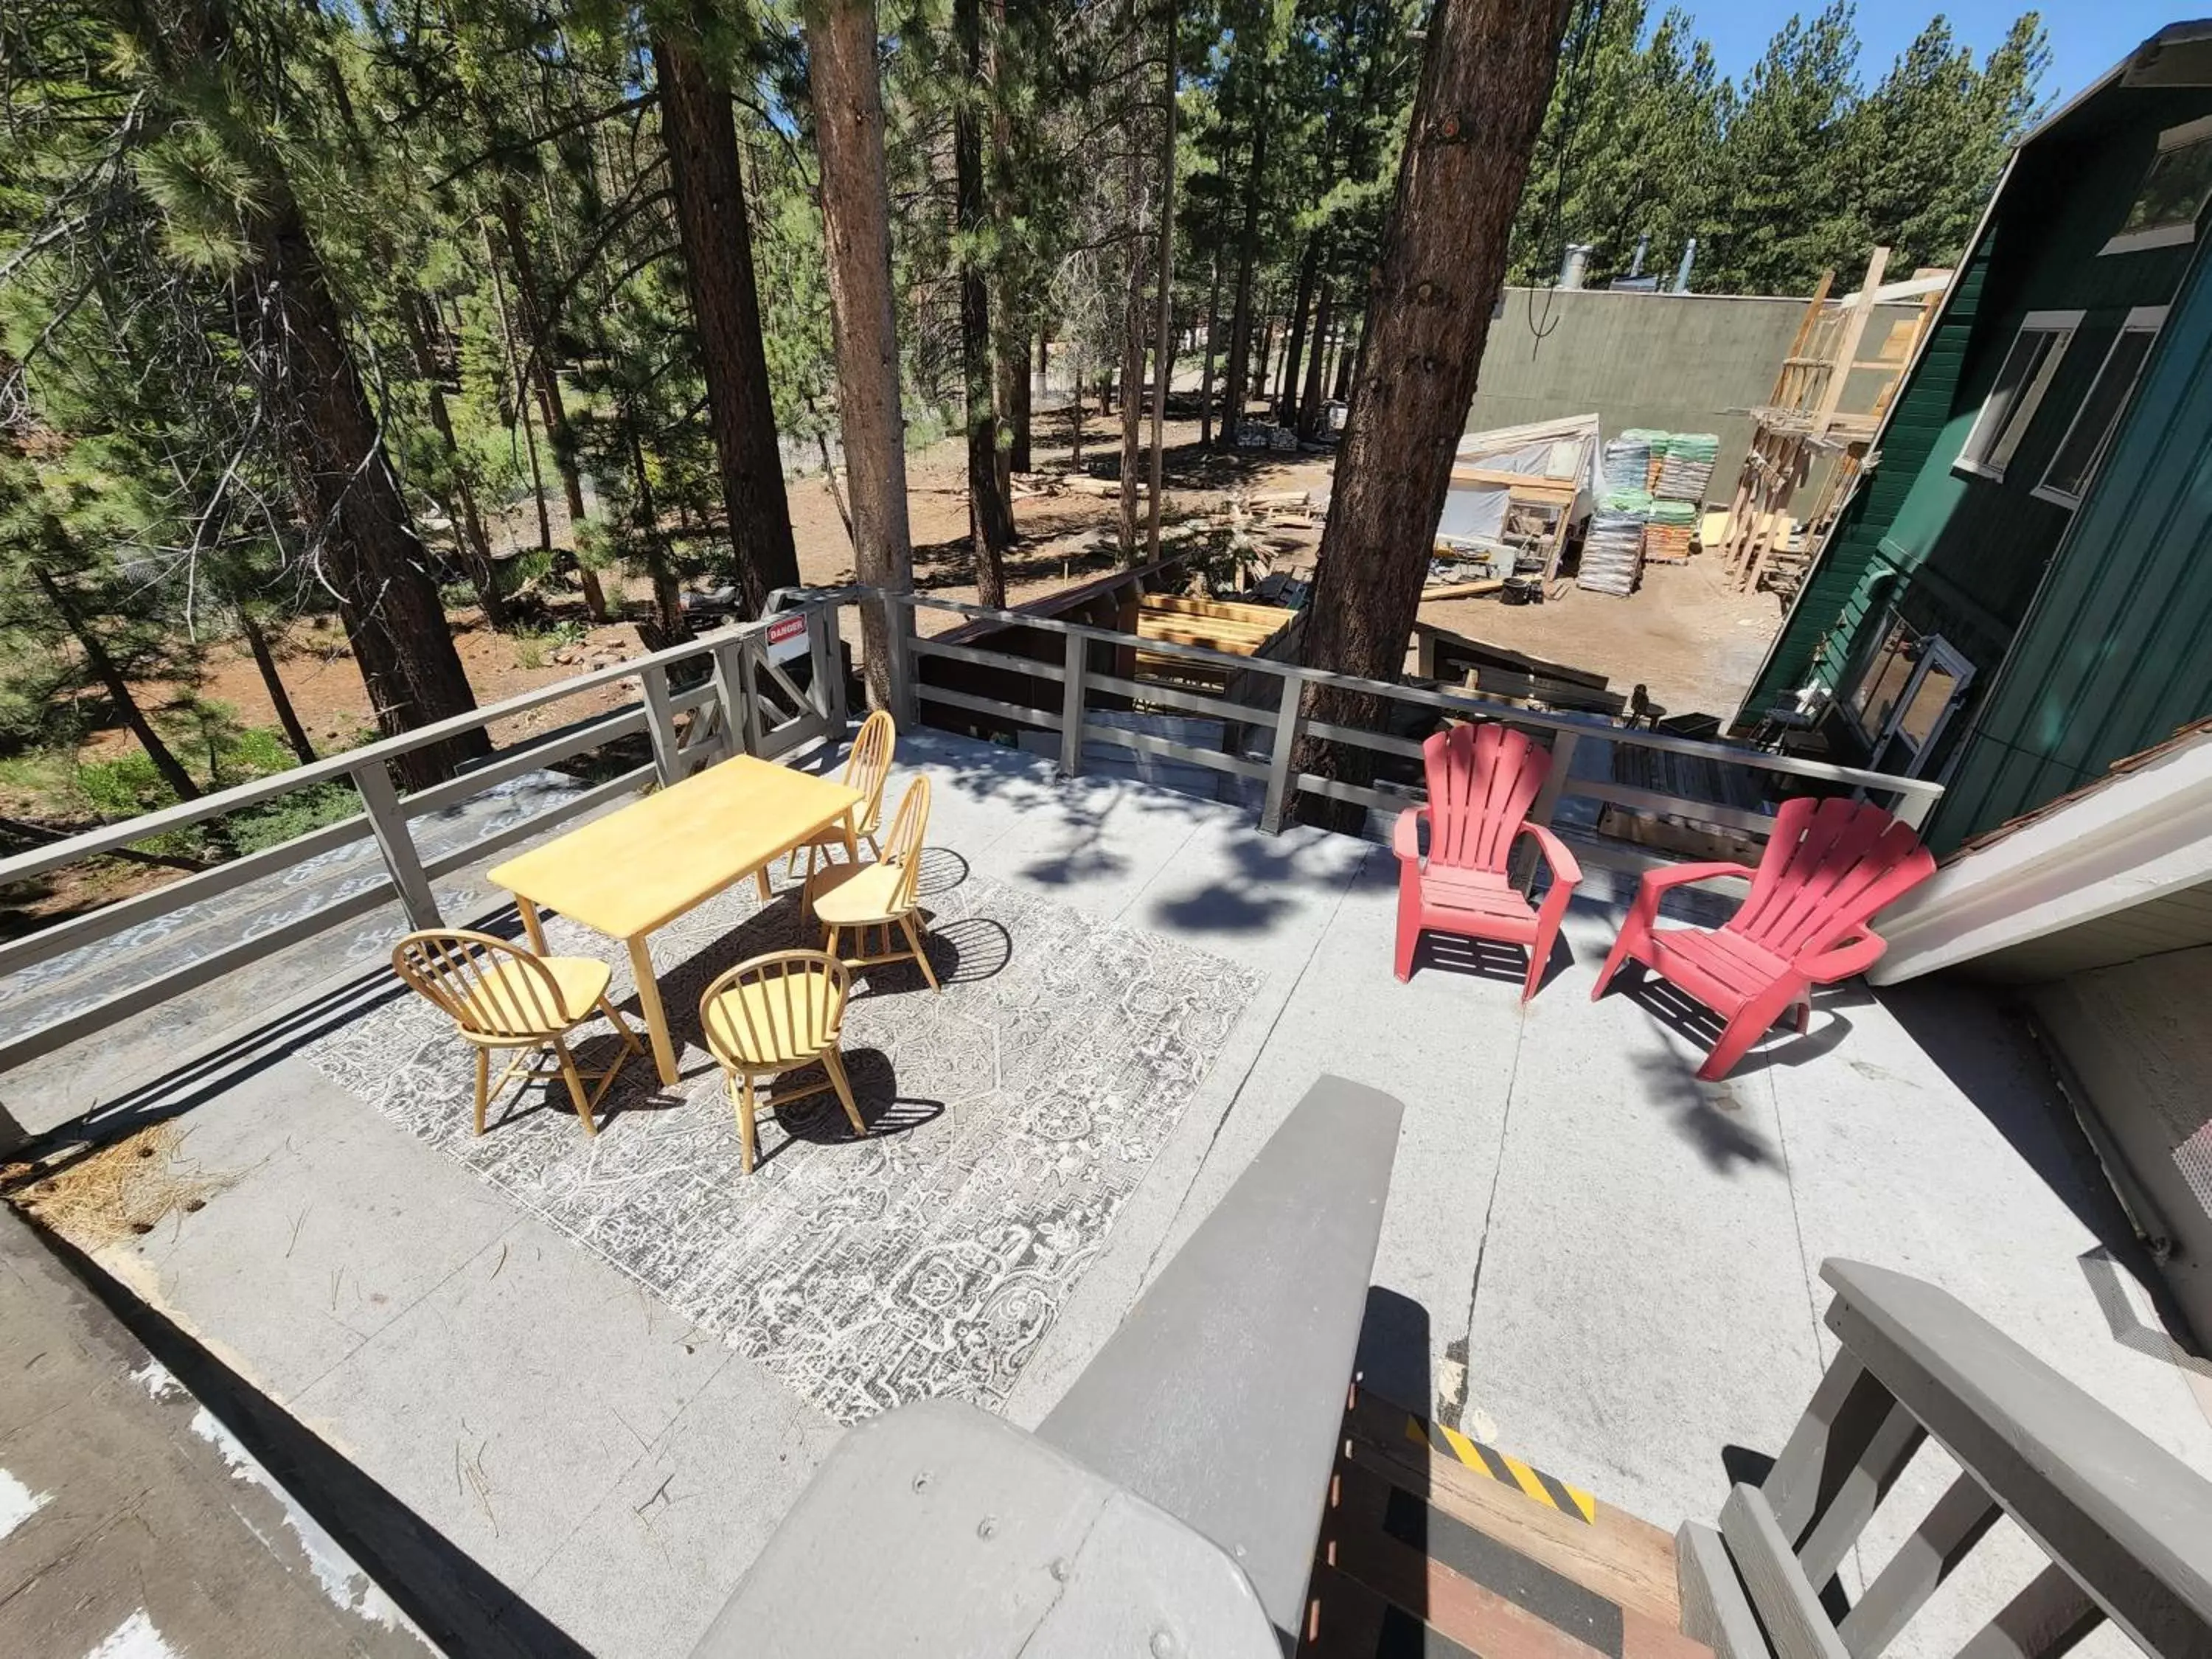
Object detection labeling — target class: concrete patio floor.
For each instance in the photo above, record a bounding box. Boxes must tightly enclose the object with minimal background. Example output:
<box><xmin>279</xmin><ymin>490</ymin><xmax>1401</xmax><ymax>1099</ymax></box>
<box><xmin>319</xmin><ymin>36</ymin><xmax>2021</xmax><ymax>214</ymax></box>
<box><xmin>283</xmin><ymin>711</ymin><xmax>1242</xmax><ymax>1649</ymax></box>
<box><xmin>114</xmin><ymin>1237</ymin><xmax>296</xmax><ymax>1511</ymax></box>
<box><xmin>7</xmin><ymin>727</ymin><xmax>2211</xmax><ymax>1658</ymax></box>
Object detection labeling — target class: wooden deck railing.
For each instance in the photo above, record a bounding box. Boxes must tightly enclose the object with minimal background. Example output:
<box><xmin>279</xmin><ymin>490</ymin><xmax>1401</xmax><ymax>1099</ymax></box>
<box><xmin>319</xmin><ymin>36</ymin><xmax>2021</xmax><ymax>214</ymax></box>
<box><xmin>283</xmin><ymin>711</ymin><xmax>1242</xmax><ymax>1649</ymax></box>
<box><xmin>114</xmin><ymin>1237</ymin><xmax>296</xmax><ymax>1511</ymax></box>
<box><xmin>885</xmin><ymin>588</ymin><xmax>1944</xmax><ymax>869</ymax></box>
<box><xmin>0</xmin><ymin>582</ymin><xmax>1940</xmax><ymax>1074</ymax></box>
<box><xmin>1679</xmin><ymin>1259</ymin><xmax>2212</xmax><ymax>1659</ymax></box>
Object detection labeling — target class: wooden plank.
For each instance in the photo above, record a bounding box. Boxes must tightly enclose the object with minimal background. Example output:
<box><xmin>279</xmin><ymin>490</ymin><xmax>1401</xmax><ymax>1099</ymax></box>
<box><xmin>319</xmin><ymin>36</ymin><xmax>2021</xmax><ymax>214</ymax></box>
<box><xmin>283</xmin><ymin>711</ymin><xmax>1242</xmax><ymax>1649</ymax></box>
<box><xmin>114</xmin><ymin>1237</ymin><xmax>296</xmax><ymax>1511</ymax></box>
<box><xmin>1422</xmin><ymin>580</ymin><xmax>1507</xmax><ymax>601</ymax></box>
<box><xmin>1343</xmin><ymin>1389</ymin><xmax>1680</xmax><ymax>1630</ymax></box>
<box><xmin>1718</xmin><ymin>1484</ymin><xmax>1848</xmax><ymax>1659</ymax></box>
<box><xmin>1955</xmin><ymin>1563</ymin><xmax>2104</xmax><ymax>1659</ymax></box>
<box><xmin>1836</xmin><ymin>1473</ymin><xmax>2001</xmax><ymax>1658</ymax></box>
<box><xmin>1323</xmin><ymin>1461</ymin><xmax>1620</xmax><ymax>1659</ymax></box>
<box><xmin>1675</xmin><ymin>1522</ymin><xmax>1767</xmax><ymax>1659</ymax></box>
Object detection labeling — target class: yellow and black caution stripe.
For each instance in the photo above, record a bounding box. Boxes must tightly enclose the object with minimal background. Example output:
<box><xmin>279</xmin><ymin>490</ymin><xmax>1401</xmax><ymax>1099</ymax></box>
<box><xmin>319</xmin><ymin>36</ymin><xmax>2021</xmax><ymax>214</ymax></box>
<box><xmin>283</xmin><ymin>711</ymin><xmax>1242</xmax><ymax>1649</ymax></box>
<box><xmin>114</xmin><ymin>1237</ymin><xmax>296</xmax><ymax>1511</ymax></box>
<box><xmin>1401</xmin><ymin>1412</ymin><xmax>1598</xmax><ymax>1523</ymax></box>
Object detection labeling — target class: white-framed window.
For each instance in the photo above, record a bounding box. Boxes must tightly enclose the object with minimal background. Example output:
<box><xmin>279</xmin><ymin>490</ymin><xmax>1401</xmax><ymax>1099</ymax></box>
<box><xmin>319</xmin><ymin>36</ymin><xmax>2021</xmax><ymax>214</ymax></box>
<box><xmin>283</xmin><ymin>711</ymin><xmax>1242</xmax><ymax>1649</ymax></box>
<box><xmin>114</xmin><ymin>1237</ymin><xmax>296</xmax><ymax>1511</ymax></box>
<box><xmin>1846</xmin><ymin>611</ymin><xmax>1975</xmax><ymax>777</ymax></box>
<box><xmin>2033</xmin><ymin>307</ymin><xmax>2167</xmax><ymax>508</ymax></box>
<box><xmin>1955</xmin><ymin>310</ymin><xmax>2080</xmax><ymax>481</ymax></box>
<box><xmin>2104</xmin><ymin>114</ymin><xmax>2212</xmax><ymax>255</ymax></box>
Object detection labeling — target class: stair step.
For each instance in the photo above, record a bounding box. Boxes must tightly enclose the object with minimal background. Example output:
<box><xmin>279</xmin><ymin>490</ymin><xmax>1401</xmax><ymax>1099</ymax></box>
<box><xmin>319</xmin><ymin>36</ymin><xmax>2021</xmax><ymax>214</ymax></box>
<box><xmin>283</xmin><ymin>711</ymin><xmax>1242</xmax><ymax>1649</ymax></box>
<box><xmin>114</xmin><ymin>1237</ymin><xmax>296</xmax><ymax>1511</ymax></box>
<box><xmin>1301</xmin><ymin>1562</ymin><xmax>1481</xmax><ymax>1658</ymax></box>
<box><xmin>1341</xmin><ymin>1385</ymin><xmax>1684</xmax><ymax>1631</ymax></box>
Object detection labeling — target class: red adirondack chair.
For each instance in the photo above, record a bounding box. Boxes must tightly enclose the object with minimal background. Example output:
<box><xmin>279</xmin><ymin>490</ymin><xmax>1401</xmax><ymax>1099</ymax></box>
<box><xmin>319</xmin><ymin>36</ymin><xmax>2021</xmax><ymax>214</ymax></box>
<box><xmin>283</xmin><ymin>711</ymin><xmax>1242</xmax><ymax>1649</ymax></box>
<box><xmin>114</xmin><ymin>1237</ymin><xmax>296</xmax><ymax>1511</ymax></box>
<box><xmin>1394</xmin><ymin>723</ymin><xmax>1582</xmax><ymax>1000</ymax></box>
<box><xmin>1590</xmin><ymin>794</ymin><xmax>1936</xmax><ymax>1079</ymax></box>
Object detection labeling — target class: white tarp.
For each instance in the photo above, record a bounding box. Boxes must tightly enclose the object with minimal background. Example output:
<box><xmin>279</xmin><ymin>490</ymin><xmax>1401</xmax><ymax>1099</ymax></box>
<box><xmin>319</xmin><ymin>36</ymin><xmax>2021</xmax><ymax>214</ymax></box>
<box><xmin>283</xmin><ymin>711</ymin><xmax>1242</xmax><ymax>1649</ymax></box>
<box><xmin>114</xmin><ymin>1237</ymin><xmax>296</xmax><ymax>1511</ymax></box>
<box><xmin>1439</xmin><ymin>413</ymin><xmax>1602</xmax><ymax>550</ymax></box>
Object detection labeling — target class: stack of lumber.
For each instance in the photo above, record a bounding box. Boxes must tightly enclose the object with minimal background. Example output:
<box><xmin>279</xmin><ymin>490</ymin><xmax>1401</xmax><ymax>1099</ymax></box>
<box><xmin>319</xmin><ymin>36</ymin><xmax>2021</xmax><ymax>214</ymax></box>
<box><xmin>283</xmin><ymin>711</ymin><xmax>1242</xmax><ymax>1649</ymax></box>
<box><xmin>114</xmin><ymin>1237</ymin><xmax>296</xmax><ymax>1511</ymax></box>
<box><xmin>1577</xmin><ymin>511</ymin><xmax>1644</xmax><ymax>596</ymax></box>
<box><xmin>1134</xmin><ymin>592</ymin><xmax>1297</xmax><ymax>695</ymax></box>
<box><xmin>1655</xmin><ymin>432</ymin><xmax>1720</xmax><ymax>501</ymax></box>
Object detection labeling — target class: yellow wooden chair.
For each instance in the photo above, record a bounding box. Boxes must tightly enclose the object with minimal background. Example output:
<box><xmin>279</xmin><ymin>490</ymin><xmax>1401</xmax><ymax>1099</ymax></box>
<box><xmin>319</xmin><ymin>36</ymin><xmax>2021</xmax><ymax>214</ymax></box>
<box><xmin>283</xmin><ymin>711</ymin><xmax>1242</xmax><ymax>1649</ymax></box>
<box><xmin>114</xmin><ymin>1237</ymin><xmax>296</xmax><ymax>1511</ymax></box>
<box><xmin>392</xmin><ymin>930</ymin><xmax>643</xmax><ymax>1138</ymax></box>
<box><xmin>785</xmin><ymin>710</ymin><xmax>896</xmax><ymax>888</ymax></box>
<box><xmin>698</xmin><ymin>950</ymin><xmax>867</xmax><ymax>1174</ymax></box>
<box><xmin>805</xmin><ymin>775</ymin><xmax>940</xmax><ymax>992</ymax></box>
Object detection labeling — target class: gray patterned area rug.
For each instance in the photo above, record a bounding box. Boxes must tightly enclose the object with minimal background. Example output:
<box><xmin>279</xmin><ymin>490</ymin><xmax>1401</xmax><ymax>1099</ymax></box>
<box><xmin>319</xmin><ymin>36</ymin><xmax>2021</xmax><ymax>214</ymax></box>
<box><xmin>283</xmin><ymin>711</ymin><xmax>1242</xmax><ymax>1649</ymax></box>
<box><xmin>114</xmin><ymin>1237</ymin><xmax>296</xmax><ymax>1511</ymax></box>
<box><xmin>305</xmin><ymin>858</ymin><xmax>1260</xmax><ymax>1424</ymax></box>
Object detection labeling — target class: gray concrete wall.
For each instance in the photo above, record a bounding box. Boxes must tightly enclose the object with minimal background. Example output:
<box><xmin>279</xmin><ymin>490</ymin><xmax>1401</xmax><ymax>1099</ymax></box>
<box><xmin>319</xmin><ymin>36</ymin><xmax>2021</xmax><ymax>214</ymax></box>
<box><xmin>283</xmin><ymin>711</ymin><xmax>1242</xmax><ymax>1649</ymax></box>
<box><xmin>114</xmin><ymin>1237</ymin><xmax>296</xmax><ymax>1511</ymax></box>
<box><xmin>1468</xmin><ymin>289</ymin><xmax>1927</xmax><ymax>504</ymax></box>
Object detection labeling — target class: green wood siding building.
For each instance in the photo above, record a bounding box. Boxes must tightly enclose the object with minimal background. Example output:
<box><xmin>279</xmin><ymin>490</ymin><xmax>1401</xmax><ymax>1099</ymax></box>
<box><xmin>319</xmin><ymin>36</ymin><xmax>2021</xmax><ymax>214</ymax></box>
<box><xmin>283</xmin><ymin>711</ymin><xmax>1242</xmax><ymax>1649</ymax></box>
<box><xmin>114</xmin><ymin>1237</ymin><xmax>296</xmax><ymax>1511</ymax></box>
<box><xmin>1746</xmin><ymin>55</ymin><xmax>2212</xmax><ymax>854</ymax></box>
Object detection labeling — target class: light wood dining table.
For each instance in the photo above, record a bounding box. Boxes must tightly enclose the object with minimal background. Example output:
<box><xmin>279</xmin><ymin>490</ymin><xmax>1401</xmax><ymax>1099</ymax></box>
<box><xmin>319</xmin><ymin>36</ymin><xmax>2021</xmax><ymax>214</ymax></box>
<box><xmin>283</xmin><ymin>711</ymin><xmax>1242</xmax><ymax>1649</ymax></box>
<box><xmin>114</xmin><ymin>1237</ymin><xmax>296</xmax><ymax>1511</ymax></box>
<box><xmin>488</xmin><ymin>755</ymin><xmax>864</xmax><ymax>1085</ymax></box>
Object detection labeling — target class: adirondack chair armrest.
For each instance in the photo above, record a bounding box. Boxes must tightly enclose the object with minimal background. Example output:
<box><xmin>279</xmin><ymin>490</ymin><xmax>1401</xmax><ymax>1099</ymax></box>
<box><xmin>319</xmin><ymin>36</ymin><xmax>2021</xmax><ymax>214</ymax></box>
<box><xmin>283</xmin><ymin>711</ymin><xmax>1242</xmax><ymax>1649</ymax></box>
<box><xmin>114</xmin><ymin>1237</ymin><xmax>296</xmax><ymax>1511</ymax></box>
<box><xmin>1798</xmin><ymin>929</ymin><xmax>1888</xmax><ymax>984</ymax></box>
<box><xmin>1517</xmin><ymin>821</ymin><xmax>1583</xmax><ymax>888</ymax></box>
<box><xmin>1391</xmin><ymin>807</ymin><xmax>1427</xmax><ymax>863</ymax></box>
<box><xmin>1638</xmin><ymin>859</ymin><xmax>1756</xmax><ymax>895</ymax></box>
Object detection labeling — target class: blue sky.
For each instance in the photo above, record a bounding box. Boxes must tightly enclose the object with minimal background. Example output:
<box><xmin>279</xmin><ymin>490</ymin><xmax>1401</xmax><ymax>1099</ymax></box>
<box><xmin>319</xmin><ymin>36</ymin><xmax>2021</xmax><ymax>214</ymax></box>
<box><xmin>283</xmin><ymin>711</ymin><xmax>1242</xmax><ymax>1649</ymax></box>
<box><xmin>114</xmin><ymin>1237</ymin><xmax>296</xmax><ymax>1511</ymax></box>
<box><xmin>1691</xmin><ymin>1</ymin><xmax>2174</xmax><ymax>105</ymax></box>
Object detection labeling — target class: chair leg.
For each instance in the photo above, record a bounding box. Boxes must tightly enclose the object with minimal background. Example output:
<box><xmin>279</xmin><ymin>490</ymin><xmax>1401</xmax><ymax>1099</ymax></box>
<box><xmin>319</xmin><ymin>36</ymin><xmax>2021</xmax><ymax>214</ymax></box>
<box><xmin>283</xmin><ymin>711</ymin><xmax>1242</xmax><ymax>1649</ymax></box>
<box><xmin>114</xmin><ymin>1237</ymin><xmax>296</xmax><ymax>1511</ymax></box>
<box><xmin>599</xmin><ymin>995</ymin><xmax>646</xmax><ymax>1054</ymax></box>
<box><xmin>824</xmin><ymin>1049</ymin><xmax>866</xmax><ymax>1137</ymax></box>
<box><xmin>734</xmin><ymin>1072</ymin><xmax>759</xmax><ymax>1174</ymax></box>
<box><xmin>1793</xmin><ymin>996</ymin><xmax>1812</xmax><ymax>1034</ymax></box>
<box><xmin>900</xmin><ymin>913</ymin><xmax>942</xmax><ymax>992</ymax></box>
<box><xmin>552</xmin><ymin>1037</ymin><xmax>598</xmax><ymax>1136</ymax></box>
<box><xmin>1394</xmin><ymin>873</ymin><xmax>1422</xmax><ymax>982</ymax></box>
<box><xmin>1590</xmin><ymin>931</ymin><xmax>1641</xmax><ymax>1001</ymax></box>
<box><xmin>473</xmin><ymin>1048</ymin><xmax>490</xmax><ymax>1136</ymax></box>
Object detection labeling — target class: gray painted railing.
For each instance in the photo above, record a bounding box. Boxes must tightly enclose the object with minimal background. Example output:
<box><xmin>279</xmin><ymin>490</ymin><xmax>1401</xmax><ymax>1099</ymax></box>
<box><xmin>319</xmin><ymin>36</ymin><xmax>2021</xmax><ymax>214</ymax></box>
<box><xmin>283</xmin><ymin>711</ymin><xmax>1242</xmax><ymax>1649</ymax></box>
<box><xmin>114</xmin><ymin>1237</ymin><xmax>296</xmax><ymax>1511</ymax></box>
<box><xmin>0</xmin><ymin>595</ymin><xmax>849</xmax><ymax>1074</ymax></box>
<box><xmin>1679</xmin><ymin>1259</ymin><xmax>2212</xmax><ymax>1659</ymax></box>
<box><xmin>0</xmin><ymin>580</ymin><xmax>1938</xmax><ymax>1074</ymax></box>
<box><xmin>685</xmin><ymin>1075</ymin><xmax>1405</xmax><ymax>1658</ymax></box>
<box><xmin>883</xmin><ymin>589</ymin><xmax>1943</xmax><ymax>858</ymax></box>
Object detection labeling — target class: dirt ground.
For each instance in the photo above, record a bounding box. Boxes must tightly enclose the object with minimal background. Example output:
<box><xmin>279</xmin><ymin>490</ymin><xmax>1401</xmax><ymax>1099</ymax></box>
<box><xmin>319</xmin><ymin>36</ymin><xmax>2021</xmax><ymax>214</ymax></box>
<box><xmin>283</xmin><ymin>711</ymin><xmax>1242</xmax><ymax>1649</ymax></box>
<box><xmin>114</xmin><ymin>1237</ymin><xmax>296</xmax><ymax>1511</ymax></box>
<box><xmin>41</xmin><ymin>406</ymin><xmax>1786</xmax><ymax>782</ymax></box>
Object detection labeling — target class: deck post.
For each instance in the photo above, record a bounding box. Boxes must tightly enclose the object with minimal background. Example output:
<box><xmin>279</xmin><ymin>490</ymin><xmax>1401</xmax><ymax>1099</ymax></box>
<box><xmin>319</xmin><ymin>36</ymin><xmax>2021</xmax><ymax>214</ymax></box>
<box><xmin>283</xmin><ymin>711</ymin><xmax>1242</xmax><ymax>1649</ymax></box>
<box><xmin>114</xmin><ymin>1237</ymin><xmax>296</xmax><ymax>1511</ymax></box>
<box><xmin>1258</xmin><ymin>672</ymin><xmax>1304</xmax><ymax>834</ymax></box>
<box><xmin>351</xmin><ymin>758</ymin><xmax>442</xmax><ymax>931</ymax></box>
<box><xmin>1057</xmin><ymin>631</ymin><xmax>1086</xmax><ymax>778</ymax></box>
<box><xmin>709</xmin><ymin>638</ymin><xmax>751</xmax><ymax>761</ymax></box>
<box><xmin>639</xmin><ymin>662</ymin><xmax>682</xmax><ymax>787</ymax></box>
<box><xmin>884</xmin><ymin>594</ymin><xmax>918</xmax><ymax>728</ymax></box>
<box><xmin>807</xmin><ymin>604</ymin><xmax>845</xmax><ymax>737</ymax></box>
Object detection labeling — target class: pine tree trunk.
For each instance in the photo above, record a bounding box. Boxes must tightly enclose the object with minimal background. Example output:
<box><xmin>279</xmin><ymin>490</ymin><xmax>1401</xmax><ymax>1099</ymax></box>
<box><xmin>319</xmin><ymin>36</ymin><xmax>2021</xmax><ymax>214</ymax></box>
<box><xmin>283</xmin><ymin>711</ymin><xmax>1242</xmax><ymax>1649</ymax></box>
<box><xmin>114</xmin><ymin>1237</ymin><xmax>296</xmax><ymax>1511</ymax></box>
<box><xmin>494</xmin><ymin>193</ymin><xmax>608</xmax><ymax>622</ymax></box>
<box><xmin>806</xmin><ymin>0</ymin><xmax>914</xmax><ymax>711</ymax></box>
<box><xmin>1298</xmin><ymin>276</ymin><xmax>1334</xmax><ymax>439</ymax></box>
<box><xmin>1069</xmin><ymin>341</ymin><xmax>1086</xmax><ymax>468</ymax></box>
<box><xmin>482</xmin><ymin>223</ymin><xmax>554</xmax><ymax>557</ymax></box>
<box><xmin>954</xmin><ymin>0</ymin><xmax>1013</xmax><ymax>605</ymax></box>
<box><xmin>1295</xmin><ymin>0</ymin><xmax>1572</xmax><ymax>825</ymax></box>
<box><xmin>653</xmin><ymin>26</ymin><xmax>802</xmax><ymax>619</ymax></box>
<box><xmin>229</xmin><ymin>195</ymin><xmax>486</xmax><ymax>790</ymax></box>
<box><xmin>1118</xmin><ymin>143</ymin><xmax>1149</xmax><ymax>563</ymax></box>
<box><xmin>402</xmin><ymin>294</ymin><xmax>508</xmax><ymax>629</ymax></box>
<box><xmin>1146</xmin><ymin>0</ymin><xmax>1179</xmax><ymax>563</ymax></box>
<box><xmin>1218</xmin><ymin>117</ymin><xmax>1267</xmax><ymax>449</ymax></box>
<box><xmin>32</xmin><ymin>566</ymin><xmax>203</xmax><ymax>801</ymax></box>
<box><xmin>1277</xmin><ymin>238</ymin><xmax>1319</xmax><ymax>425</ymax></box>
<box><xmin>1332</xmin><ymin>316</ymin><xmax>1360</xmax><ymax>402</ymax></box>
<box><xmin>1198</xmin><ymin>244</ymin><xmax>1222</xmax><ymax>448</ymax></box>
<box><xmin>237</xmin><ymin>607</ymin><xmax>317</xmax><ymax>765</ymax></box>
<box><xmin>1006</xmin><ymin>325</ymin><xmax>1032</xmax><ymax>474</ymax></box>
<box><xmin>627</xmin><ymin>428</ymin><xmax>687</xmax><ymax>641</ymax></box>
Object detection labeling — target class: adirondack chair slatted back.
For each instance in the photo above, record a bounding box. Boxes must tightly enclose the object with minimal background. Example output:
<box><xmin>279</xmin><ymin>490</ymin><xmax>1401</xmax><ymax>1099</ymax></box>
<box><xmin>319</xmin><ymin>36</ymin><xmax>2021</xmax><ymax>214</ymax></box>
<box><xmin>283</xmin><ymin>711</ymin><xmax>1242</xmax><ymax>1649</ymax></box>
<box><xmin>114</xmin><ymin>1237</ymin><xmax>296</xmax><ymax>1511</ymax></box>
<box><xmin>1730</xmin><ymin>796</ymin><xmax>1936</xmax><ymax>960</ymax></box>
<box><xmin>1422</xmin><ymin>723</ymin><xmax>1551</xmax><ymax>874</ymax></box>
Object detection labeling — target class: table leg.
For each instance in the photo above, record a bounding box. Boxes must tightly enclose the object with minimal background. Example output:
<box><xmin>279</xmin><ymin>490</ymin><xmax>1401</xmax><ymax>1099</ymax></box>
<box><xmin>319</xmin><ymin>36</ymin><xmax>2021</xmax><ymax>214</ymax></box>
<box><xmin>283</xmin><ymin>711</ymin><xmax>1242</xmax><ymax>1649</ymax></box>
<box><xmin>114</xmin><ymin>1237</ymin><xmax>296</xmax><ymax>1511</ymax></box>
<box><xmin>840</xmin><ymin>808</ymin><xmax>860</xmax><ymax>861</ymax></box>
<box><xmin>626</xmin><ymin>933</ymin><xmax>681</xmax><ymax>1085</ymax></box>
<box><xmin>516</xmin><ymin>896</ymin><xmax>548</xmax><ymax>953</ymax></box>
